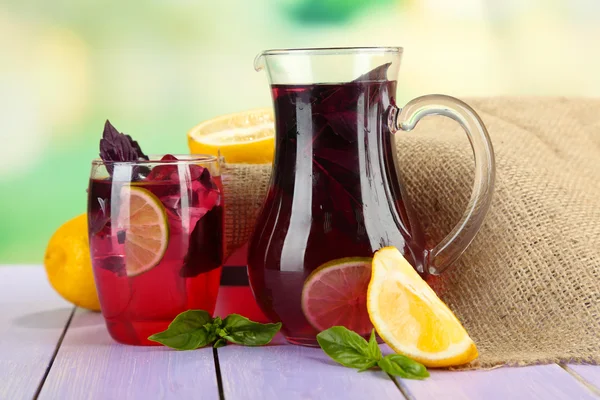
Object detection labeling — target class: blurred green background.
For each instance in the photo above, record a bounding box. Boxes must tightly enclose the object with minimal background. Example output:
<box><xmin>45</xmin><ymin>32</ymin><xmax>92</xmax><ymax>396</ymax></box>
<box><xmin>1</xmin><ymin>0</ymin><xmax>599</xmax><ymax>263</ymax></box>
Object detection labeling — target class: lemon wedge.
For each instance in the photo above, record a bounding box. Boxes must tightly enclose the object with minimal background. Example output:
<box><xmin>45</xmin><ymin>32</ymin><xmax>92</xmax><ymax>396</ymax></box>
<box><xmin>367</xmin><ymin>247</ymin><xmax>478</xmax><ymax>367</ymax></box>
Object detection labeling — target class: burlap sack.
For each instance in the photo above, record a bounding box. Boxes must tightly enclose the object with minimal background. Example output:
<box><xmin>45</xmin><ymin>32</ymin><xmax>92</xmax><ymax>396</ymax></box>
<box><xmin>221</xmin><ymin>97</ymin><xmax>600</xmax><ymax>367</ymax></box>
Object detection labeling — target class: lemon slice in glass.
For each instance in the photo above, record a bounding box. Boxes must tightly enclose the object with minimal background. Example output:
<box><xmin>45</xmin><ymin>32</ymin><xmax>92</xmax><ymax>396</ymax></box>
<box><xmin>118</xmin><ymin>186</ymin><xmax>169</xmax><ymax>276</ymax></box>
<box><xmin>301</xmin><ymin>257</ymin><xmax>373</xmax><ymax>336</ymax></box>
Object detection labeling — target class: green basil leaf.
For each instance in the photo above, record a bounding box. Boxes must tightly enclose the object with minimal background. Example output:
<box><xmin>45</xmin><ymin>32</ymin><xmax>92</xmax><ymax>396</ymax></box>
<box><xmin>217</xmin><ymin>328</ymin><xmax>228</xmax><ymax>337</ymax></box>
<box><xmin>205</xmin><ymin>323</ymin><xmax>219</xmax><ymax>344</ymax></box>
<box><xmin>357</xmin><ymin>360</ymin><xmax>378</xmax><ymax>372</ymax></box>
<box><xmin>367</xmin><ymin>329</ymin><xmax>382</xmax><ymax>361</ymax></box>
<box><xmin>378</xmin><ymin>354</ymin><xmax>429</xmax><ymax>380</ymax></box>
<box><xmin>316</xmin><ymin>326</ymin><xmax>378</xmax><ymax>370</ymax></box>
<box><xmin>221</xmin><ymin>314</ymin><xmax>282</xmax><ymax>346</ymax></box>
<box><xmin>148</xmin><ymin>310</ymin><xmax>213</xmax><ymax>350</ymax></box>
<box><xmin>213</xmin><ymin>338</ymin><xmax>227</xmax><ymax>348</ymax></box>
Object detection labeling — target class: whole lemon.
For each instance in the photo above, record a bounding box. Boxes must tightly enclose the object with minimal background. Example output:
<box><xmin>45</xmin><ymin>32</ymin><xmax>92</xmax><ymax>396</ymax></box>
<box><xmin>44</xmin><ymin>213</ymin><xmax>101</xmax><ymax>311</ymax></box>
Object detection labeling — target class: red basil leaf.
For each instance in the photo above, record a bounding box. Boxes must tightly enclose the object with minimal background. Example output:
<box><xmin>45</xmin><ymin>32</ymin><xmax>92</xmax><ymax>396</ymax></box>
<box><xmin>180</xmin><ymin>205</ymin><xmax>223</xmax><ymax>277</ymax></box>
<box><xmin>146</xmin><ymin>154</ymin><xmax>179</xmax><ymax>181</ymax></box>
<box><xmin>99</xmin><ymin>120</ymin><xmax>148</xmax><ymax>175</ymax></box>
<box><xmin>146</xmin><ymin>156</ymin><xmax>216</xmax><ymax>191</ymax></box>
<box><xmin>96</xmin><ymin>255</ymin><xmax>126</xmax><ymax>277</ymax></box>
<box><xmin>198</xmin><ymin>168</ymin><xmax>216</xmax><ymax>190</ymax></box>
<box><xmin>314</xmin><ymin>147</ymin><xmax>358</xmax><ymax>173</ymax></box>
<box><xmin>318</xmin><ymin>86</ymin><xmax>358</xmax><ymax>114</ymax></box>
<box><xmin>352</xmin><ymin>62</ymin><xmax>391</xmax><ymax>82</ymax></box>
<box><xmin>321</xmin><ymin>110</ymin><xmax>359</xmax><ymax>143</ymax></box>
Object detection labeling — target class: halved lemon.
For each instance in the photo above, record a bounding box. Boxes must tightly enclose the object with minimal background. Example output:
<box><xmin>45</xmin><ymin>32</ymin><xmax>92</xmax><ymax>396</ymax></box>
<box><xmin>302</xmin><ymin>257</ymin><xmax>373</xmax><ymax>336</ymax></box>
<box><xmin>187</xmin><ymin>108</ymin><xmax>274</xmax><ymax>164</ymax></box>
<box><xmin>367</xmin><ymin>247</ymin><xmax>478</xmax><ymax>367</ymax></box>
<box><xmin>118</xmin><ymin>186</ymin><xmax>169</xmax><ymax>276</ymax></box>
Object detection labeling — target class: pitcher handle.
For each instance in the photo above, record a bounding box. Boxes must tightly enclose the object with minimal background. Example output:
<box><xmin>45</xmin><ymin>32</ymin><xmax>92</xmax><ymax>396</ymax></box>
<box><xmin>389</xmin><ymin>95</ymin><xmax>496</xmax><ymax>275</ymax></box>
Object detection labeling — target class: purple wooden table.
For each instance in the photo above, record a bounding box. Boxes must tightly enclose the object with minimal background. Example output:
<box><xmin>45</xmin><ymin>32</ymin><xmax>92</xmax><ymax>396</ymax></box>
<box><xmin>2</xmin><ymin>267</ymin><xmax>599</xmax><ymax>400</ymax></box>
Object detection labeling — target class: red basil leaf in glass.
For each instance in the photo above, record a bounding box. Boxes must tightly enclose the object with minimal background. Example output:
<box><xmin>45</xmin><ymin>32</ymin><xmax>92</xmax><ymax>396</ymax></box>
<box><xmin>318</xmin><ymin>85</ymin><xmax>358</xmax><ymax>114</ymax></box>
<box><xmin>314</xmin><ymin>64</ymin><xmax>392</xmax><ymax>143</ymax></box>
<box><xmin>189</xmin><ymin>165</ymin><xmax>204</xmax><ymax>180</ymax></box>
<box><xmin>187</xmin><ymin>165</ymin><xmax>216</xmax><ymax>191</ymax></box>
<box><xmin>198</xmin><ymin>168</ymin><xmax>216</xmax><ymax>190</ymax></box>
<box><xmin>321</xmin><ymin>110</ymin><xmax>359</xmax><ymax>143</ymax></box>
<box><xmin>160</xmin><ymin>154</ymin><xmax>179</xmax><ymax>161</ymax></box>
<box><xmin>146</xmin><ymin>154</ymin><xmax>179</xmax><ymax>182</ymax></box>
<box><xmin>146</xmin><ymin>166</ymin><xmax>178</xmax><ymax>181</ymax></box>
<box><xmin>314</xmin><ymin>147</ymin><xmax>359</xmax><ymax>173</ymax></box>
<box><xmin>352</xmin><ymin>62</ymin><xmax>391</xmax><ymax>82</ymax></box>
<box><xmin>180</xmin><ymin>206</ymin><xmax>223</xmax><ymax>277</ymax></box>
<box><xmin>312</xmin><ymin>159</ymin><xmax>359</xmax><ymax>213</ymax></box>
<box><xmin>96</xmin><ymin>255</ymin><xmax>126</xmax><ymax>277</ymax></box>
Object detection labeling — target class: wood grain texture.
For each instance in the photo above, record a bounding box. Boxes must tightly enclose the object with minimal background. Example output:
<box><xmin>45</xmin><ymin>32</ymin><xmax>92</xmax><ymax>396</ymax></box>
<box><xmin>568</xmin><ymin>365</ymin><xmax>600</xmax><ymax>394</ymax></box>
<box><xmin>0</xmin><ymin>266</ymin><xmax>73</xmax><ymax>400</ymax></box>
<box><xmin>217</xmin><ymin>335</ymin><xmax>404</xmax><ymax>400</ymax></box>
<box><xmin>216</xmin><ymin>286</ymin><xmax>404</xmax><ymax>399</ymax></box>
<box><xmin>38</xmin><ymin>308</ymin><xmax>220</xmax><ymax>400</ymax></box>
<box><xmin>4</xmin><ymin>267</ymin><xmax>595</xmax><ymax>399</ymax></box>
<box><xmin>396</xmin><ymin>364</ymin><xmax>599</xmax><ymax>400</ymax></box>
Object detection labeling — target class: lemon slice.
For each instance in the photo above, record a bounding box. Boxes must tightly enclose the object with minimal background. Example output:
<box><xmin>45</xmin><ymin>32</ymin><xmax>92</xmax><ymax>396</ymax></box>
<box><xmin>187</xmin><ymin>108</ymin><xmax>274</xmax><ymax>163</ymax></box>
<box><xmin>118</xmin><ymin>186</ymin><xmax>169</xmax><ymax>276</ymax></box>
<box><xmin>302</xmin><ymin>257</ymin><xmax>373</xmax><ymax>336</ymax></box>
<box><xmin>367</xmin><ymin>247</ymin><xmax>478</xmax><ymax>367</ymax></box>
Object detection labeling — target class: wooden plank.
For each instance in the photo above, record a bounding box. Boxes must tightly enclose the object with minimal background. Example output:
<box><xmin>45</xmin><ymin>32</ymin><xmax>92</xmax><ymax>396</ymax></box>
<box><xmin>217</xmin><ymin>334</ymin><xmax>405</xmax><ymax>400</ymax></box>
<box><xmin>567</xmin><ymin>365</ymin><xmax>600</xmax><ymax>394</ymax></box>
<box><xmin>395</xmin><ymin>364</ymin><xmax>599</xmax><ymax>400</ymax></box>
<box><xmin>0</xmin><ymin>266</ymin><xmax>73</xmax><ymax>400</ymax></box>
<box><xmin>38</xmin><ymin>308</ymin><xmax>220</xmax><ymax>400</ymax></box>
<box><xmin>215</xmin><ymin>286</ymin><xmax>406</xmax><ymax>398</ymax></box>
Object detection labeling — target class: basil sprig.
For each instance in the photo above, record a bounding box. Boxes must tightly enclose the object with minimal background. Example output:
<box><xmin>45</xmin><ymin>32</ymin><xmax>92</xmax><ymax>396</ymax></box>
<box><xmin>317</xmin><ymin>326</ymin><xmax>429</xmax><ymax>380</ymax></box>
<box><xmin>149</xmin><ymin>310</ymin><xmax>281</xmax><ymax>350</ymax></box>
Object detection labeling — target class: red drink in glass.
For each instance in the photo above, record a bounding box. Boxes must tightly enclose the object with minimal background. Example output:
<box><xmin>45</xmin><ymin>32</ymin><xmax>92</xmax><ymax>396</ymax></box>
<box><xmin>88</xmin><ymin>155</ymin><xmax>223</xmax><ymax>345</ymax></box>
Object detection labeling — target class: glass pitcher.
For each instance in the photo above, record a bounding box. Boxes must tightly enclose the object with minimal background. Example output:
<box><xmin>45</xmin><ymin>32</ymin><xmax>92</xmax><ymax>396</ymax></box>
<box><xmin>247</xmin><ymin>47</ymin><xmax>495</xmax><ymax>346</ymax></box>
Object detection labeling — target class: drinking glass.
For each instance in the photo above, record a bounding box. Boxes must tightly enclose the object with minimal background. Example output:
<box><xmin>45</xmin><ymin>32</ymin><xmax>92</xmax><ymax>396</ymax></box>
<box><xmin>88</xmin><ymin>155</ymin><xmax>223</xmax><ymax>345</ymax></box>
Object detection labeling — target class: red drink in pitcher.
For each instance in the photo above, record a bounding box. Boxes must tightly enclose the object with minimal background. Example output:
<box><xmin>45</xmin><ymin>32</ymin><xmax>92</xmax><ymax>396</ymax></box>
<box><xmin>248</xmin><ymin>47</ymin><xmax>495</xmax><ymax>348</ymax></box>
<box><xmin>88</xmin><ymin>155</ymin><xmax>223</xmax><ymax>345</ymax></box>
<box><xmin>248</xmin><ymin>77</ymin><xmax>426</xmax><ymax>346</ymax></box>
